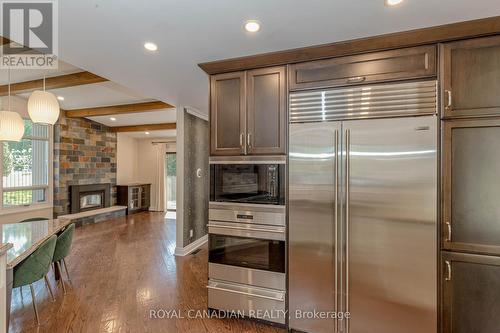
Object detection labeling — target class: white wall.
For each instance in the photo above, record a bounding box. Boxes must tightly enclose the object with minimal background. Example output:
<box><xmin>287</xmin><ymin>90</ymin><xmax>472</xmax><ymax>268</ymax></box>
<box><xmin>116</xmin><ymin>133</ymin><xmax>139</xmax><ymax>184</ymax></box>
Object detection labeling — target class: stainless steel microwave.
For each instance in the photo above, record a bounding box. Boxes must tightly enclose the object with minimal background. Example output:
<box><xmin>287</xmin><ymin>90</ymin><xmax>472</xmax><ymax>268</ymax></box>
<box><xmin>209</xmin><ymin>159</ymin><xmax>285</xmax><ymax>206</ymax></box>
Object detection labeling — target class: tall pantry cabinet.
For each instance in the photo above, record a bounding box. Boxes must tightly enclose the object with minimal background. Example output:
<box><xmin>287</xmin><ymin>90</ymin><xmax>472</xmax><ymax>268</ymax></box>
<box><xmin>440</xmin><ymin>35</ymin><xmax>500</xmax><ymax>333</ymax></box>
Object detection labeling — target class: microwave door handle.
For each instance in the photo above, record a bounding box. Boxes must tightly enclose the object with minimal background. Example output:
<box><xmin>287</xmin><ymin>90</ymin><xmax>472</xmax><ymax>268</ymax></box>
<box><xmin>267</xmin><ymin>169</ymin><xmax>275</xmax><ymax>198</ymax></box>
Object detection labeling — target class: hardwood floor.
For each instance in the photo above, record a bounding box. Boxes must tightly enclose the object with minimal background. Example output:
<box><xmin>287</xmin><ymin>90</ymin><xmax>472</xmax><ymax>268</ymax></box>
<box><xmin>9</xmin><ymin>212</ymin><xmax>285</xmax><ymax>333</ymax></box>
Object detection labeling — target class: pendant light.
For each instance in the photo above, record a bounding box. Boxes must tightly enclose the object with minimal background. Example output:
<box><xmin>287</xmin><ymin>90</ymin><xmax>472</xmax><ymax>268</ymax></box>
<box><xmin>0</xmin><ymin>69</ymin><xmax>24</xmax><ymax>142</ymax></box>
<box><xmin>27</xmin><ymin>74</ymin><xmax>60</xmax><ymax>125</ymax></box>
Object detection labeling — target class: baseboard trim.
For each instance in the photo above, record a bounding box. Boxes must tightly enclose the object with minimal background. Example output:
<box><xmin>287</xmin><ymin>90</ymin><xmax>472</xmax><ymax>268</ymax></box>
<box><xmin>174</xmin><ymin>234</ymin><xmax>208</xmax><ymax>256</ymax></box>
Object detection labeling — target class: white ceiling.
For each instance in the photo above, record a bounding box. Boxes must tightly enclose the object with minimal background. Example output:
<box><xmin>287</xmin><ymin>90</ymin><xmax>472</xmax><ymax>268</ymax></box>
<box><xmin>56</xmin><ymin>0</ymin><xmax>500</xmax><ymax>115</ymax></box>
<box><xmin>18</xmin><ymin>81</ymin><xmax>151</xmax><ymax>109</ymax></box>
<box><xmin>122</xmin><ymin>130</ymin><xmax>176</xmax><ymax>139</ymax></box>
<box><xmin>87</xmin><ymin>109</ymin><xmax>176</xmax><ymax>126</ymax></box>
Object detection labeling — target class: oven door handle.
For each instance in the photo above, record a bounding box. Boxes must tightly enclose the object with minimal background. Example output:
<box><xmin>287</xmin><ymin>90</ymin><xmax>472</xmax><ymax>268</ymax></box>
<box><xmin>207</xmin><ymin>223</ymin><xmax>285</xmax><ymax>233</ymax></box>
<box><xmin>206</xmin><ymin>285</ymin><xmax>285</xmax><ymax>302</ymax></box>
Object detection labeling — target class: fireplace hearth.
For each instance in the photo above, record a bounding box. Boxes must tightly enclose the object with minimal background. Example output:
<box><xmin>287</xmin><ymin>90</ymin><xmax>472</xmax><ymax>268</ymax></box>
<box><xmin>70</xmin><ymin>184</ymin><xmax>111</xmax><ymax>214</ymax></box>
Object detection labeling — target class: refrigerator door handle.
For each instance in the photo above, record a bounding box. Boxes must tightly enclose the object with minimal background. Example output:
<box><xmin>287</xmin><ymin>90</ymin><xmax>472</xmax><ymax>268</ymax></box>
<box><xmin>334</xmin><ymin>129</ymin><xmax>339</xmax><ymax>333</ymax></box>
<box><xmin>345</xmin><ymin>128</ymin><xmax>351</xmax><ymax>333</ymax></box>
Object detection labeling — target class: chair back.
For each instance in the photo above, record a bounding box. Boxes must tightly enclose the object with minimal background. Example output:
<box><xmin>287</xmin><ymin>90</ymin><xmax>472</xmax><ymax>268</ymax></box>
<box><xmin>19</xmin><ymin>217</ymin><xmax>49</xmax><ymax>223</ymax></box>
<box><xmin>13</xmin><ymin>235</ymin><xmax>57</xmax><ymax>288</ymax></box>
<box><xmin>53</xmin><ymin>223</ymin><xmax>76</xmax><ymax>263</ymax></box>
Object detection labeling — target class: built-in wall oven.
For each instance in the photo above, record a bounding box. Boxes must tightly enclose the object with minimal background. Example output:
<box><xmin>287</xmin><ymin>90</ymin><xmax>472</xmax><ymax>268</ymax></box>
<box><xmin>208</xmin><ymin>157</ymin><xmax>286</xmax><ymax>325</ymax></box>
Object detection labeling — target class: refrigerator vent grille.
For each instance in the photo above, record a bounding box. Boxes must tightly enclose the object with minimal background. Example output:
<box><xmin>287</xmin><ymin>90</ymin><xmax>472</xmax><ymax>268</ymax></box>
<box><xmin>289</xmin><ymin>80</ymin><xmax>437</xmax><ymax>123</ymax></box>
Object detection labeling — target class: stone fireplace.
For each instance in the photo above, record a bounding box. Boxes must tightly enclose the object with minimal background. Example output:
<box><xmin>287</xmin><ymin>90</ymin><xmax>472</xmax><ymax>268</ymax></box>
<box><xmin>70</xmin><ymin>184</ymin><xmax>111</xmax><ymax>214</ymax></box>
<box><xmin>53</xmin><ymin>114</ymin><xmax>117</xmax><ymax>217</ymax></box>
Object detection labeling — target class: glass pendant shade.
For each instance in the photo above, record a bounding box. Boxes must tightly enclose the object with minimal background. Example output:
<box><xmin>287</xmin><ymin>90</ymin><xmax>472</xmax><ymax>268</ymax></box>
<box><xmin>27</xmin><ymin>90</ymin><xmax>60</xmax><ymax>125</ymax></box>
<box><xmin>0</xmin><ymin>110</ymin><xmax>24</xmax><ymax>141</ymax></box>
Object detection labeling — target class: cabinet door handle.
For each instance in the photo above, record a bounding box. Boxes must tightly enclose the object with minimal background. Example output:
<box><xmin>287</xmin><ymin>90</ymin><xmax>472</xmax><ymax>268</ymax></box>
<box><xmin>445</xmin><ymin>221</ymin><xmax>452</xmax><ymax>242</ymax></box>
<box><xmin>239</xmin><ymin>133</ymin><xmax>244</xmax><ymax>148</ymax></box>
<box><xmin>445</xmin><ymin>260</ymin><xmax>452</xmax><ymax>281</ymax></box>
<box><xmin>247</xmin><ymin>133</ymin><xmax>252</xmax><ymax>149</ymax></box>
<box><xmin>445</xmin><ymin>90</ymin><xmax>452</xmax><ymax>110</ymax></box>
<box><xmin>346</xmin><ymin>76</ymin><xmax>366</xmax><ymax>84</ymax></box>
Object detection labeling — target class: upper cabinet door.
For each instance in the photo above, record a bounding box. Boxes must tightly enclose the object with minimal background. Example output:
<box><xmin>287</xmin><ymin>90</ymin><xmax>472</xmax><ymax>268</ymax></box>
<box><xmin>210</xmin><ymin>72</ymin><xmax>246</xmax><ymax>156</ymax></box>
<box><xmin>442</xmin><ymin>118</ymin><xmax>500</xmax><ymax>256</ymax></box>
<box><xmin>289</xmin><ymin>45</ymin><xmax>436</xmax><ymax>91</ymax></box>
<box><xmin>441</xmin><ymin>36</ymin><xmax>500</xmax><ymax>118</ymax></box>
<box><xmin>246</xmin><ymin>66</ymin><xmax>286</xmax><ymax>155</ymax></box>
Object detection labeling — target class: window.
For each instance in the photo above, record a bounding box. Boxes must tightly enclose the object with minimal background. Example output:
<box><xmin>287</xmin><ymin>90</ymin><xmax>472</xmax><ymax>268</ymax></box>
<box><xmin>1</xmin><ymin>120</ymin><xmax>51</xmax><ymax>210</ymax></box>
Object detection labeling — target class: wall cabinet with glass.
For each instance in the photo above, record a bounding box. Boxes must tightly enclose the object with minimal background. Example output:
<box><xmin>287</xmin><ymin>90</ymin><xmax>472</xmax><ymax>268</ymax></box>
<box><xmin>117</xmin><ymin>184</ymin><xmax>151</xmax><ymax>215</ymax></box>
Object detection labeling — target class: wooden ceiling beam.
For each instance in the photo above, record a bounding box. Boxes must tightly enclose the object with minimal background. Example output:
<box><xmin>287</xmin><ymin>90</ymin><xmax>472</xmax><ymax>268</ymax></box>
<box><xmin>65</xmin><ymin>101</ymin><xmax>174</xmax><ymax>118</ymax></box>
<box><xmin>110</xmin><ymin>123</ymin><xmax>176</xmax><ymax>133</ymax></box>
<box><xmin>0</xmin><ymin>71</ymin><xmax>108</xmax><ymax>96</ymax></box>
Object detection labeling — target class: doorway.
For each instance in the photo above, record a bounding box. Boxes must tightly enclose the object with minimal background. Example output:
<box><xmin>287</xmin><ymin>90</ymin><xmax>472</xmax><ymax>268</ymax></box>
<box><xmin>165</xmin><ymin>152</ymin><xmax>176</xmax><ymax>219</ymax></box>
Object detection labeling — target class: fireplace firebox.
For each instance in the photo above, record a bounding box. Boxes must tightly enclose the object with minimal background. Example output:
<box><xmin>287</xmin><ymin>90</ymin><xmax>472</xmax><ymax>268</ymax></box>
<box><xmin>70</xmin><ymin>184</ymin><xmax>111</xmax><ymax>213</ymax></box>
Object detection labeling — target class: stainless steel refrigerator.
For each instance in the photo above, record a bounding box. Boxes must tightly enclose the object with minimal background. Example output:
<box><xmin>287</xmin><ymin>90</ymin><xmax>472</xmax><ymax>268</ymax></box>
<box><xmin>288</xmin><ymin>80</ymin><xmax>438</xmax><ymax>333</ymax></box>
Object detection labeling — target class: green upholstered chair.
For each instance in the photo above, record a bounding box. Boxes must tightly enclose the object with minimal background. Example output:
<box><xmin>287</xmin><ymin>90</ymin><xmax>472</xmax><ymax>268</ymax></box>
<box><xmin>13</xmin><ymin>235</ymin><xmax>57</xmax><ymax>325</ymax></box>
<box><xmin>19</xmin><ymin>217</ymin><xmax>49</xmax><ymax>223</ymax></box>
<box><xmin>17</xmin><ymin>218</ymin><xmax>50</xmax><ymax>298</ymax></box>
<box><xmin>52</xmin><ymin>223</ymin><xmax>75</xmax><ymax>294</ymax></box>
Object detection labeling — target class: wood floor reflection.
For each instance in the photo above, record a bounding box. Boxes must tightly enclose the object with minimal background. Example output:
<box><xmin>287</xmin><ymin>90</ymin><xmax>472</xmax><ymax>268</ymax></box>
<box><xmin>9</xmin><ymin>212</ymin><xmax>285</xmax><ymax>333</ymax></box>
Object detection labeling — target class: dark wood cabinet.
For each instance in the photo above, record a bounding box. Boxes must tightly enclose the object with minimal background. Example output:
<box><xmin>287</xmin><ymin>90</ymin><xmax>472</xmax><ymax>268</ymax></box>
<box><xmin>246</xmin><ymin>67</ymin><xmax>286</xmax><ymax>155</ymax></box>
<box><xmin>210</xmin><ymin>72</ymin><xmax>246</xmax><ymax>156</ymax></box>
<box><xmin>441</xmin><ymin>251</ymin><xmax>500</xmax><ymax>333</ymax></box>
<box><xmin>117</xmin><ymin>184</ymin><xmax>151</xmax><ymax>215</ymax></box>
<box><xmin>441</xmin><ymin>35</ymin><xmax>500</xmax><ymax>119</ymax></box>
<box><xmin>210</xmin><ymin>66</ymin><xmax>286</xmax><ymax>156</ymax></box>
<box><xmin>288</xmin><ymin>45</ymin><xmax>436</xmax><ymax>91</ymax></box>
<box><xmin>440</xmin><ymin>36</ymin><xmax>500</xmax><ymax>333</ymax></box>
<box><xmin>442</xmin><ymin>118</ymin><xmax>500</xmax><ymax>256</ymax></box>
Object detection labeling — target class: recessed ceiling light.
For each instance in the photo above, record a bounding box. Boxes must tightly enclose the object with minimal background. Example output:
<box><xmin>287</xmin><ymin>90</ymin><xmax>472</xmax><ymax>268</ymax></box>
<box><xmin>57</xmin><ymin>96</ymin><xmax>64</xmax><ymax>101</ymax></box>
<box><xmin>145</xmin><ymin>131</ymin><xmax>150</xmax><ymax>135</ymax></box>
<box><xmin>244</xmin><ymin>20</ymin><xmax>261</xmax><ymax>33</ymax></box>
<box><xmin>110</xmin><ymin>117</ymin><xmax>116</xmax><ymax>121</ymax></box>
<box><xmin>385</xmin><ymin>0</ymin><xmax>403</xmax><ymax>6</ymax></box>
<box><xmin>144</xmin><ymin>42</ymin><xmax>158</xmax><ymax>51</ymax></box>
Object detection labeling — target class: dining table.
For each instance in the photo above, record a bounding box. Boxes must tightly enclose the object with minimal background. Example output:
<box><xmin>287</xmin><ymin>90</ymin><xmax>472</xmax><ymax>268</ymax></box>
<box><xmin>1</xmin><ymin>218</ymin><xmax>72</xmax><ymax>330</ymax></box>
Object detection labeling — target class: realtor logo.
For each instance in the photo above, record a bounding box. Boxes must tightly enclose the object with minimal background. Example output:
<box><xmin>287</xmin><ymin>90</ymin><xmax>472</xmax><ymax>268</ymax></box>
<box><xmin>1</xmin><ymin>0</ymin><xmax>58</xmax><ymax>68</ymax></box>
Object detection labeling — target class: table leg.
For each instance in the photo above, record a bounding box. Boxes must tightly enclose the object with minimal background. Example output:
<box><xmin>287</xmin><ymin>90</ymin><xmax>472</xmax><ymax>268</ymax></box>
<box><xmin>6</xmin><ymin>268</ymin><xmax>12</xmax><ymax>333</ymax></box>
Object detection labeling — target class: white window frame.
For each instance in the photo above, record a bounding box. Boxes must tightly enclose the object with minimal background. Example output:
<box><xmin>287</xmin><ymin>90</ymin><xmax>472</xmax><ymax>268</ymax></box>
<box><xmin>0</xmin><ymin>120</ymin><xmax>53</xmax><ymax>215</ymax></box>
